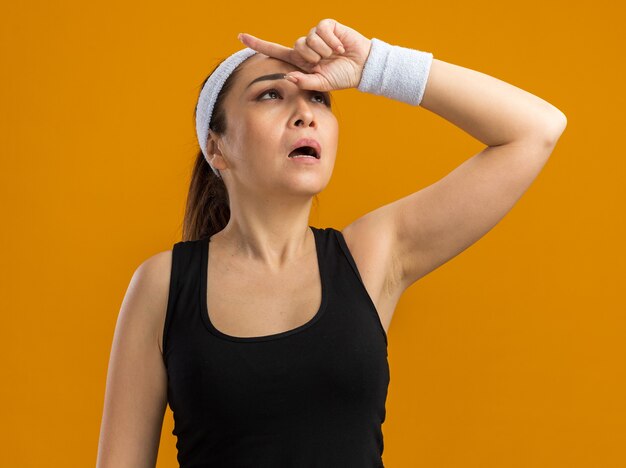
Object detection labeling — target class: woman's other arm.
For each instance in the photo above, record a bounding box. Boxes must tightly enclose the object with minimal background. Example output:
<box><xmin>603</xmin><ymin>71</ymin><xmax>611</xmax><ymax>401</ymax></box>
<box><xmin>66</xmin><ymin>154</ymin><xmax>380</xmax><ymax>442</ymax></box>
<box><xmin>420</xmin><ymin>57</ymin><xmax>567</xmax><ymax>145</ymax></box>
<box><xmin>388</xmin><ymin>56</ymin><xmax>567</xmax><ymax>290</ymax></box>
<box><xmin>96</xmin><ymin>251</ymin><xmax>172</xmax><ymax>468</ymax></box>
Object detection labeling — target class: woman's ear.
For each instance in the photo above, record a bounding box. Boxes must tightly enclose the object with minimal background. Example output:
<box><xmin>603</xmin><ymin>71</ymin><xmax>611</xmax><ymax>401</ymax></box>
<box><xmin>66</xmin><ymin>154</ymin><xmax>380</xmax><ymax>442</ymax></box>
<box><xmin>206</xmin><ymin>130</ymin><xmax>218</xmax><ymax>155</ymax></box>
<box><xmin>207</xmin><ymin>130</ymin><xmax>227</xmax><ymax>170</ymax></box>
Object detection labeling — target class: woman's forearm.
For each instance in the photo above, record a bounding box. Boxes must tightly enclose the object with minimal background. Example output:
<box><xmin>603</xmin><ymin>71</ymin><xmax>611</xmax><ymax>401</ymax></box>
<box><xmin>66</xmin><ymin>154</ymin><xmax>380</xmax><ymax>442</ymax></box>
<box><xmin>419</xmin><ymin>58</ymin><xmax>567</xmax><ymax>146</ymax></box>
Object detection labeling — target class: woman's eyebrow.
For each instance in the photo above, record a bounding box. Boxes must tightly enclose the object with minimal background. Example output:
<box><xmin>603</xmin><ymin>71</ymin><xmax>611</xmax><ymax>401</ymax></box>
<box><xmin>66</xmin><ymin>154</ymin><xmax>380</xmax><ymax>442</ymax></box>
<box><xmin>245</xmin><ymin>73</ymin><xmax>289</xmax><ymax>89</ymax></box>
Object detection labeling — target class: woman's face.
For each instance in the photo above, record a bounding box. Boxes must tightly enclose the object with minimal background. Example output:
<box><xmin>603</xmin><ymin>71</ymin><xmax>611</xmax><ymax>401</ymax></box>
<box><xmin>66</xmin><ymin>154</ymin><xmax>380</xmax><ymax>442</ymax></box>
<box><xmin>210</xmin><ymin>53</ymin><xmax>339</xmax><ymax>198</ymax></box>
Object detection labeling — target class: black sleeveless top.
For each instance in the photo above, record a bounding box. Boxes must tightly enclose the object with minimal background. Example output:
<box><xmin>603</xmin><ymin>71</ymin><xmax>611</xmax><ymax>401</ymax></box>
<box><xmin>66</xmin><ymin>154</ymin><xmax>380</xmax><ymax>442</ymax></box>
<box><xmin>162</xmin><ymin>226</ymin><xmax>390</xmax><ymax>467</ymax></box>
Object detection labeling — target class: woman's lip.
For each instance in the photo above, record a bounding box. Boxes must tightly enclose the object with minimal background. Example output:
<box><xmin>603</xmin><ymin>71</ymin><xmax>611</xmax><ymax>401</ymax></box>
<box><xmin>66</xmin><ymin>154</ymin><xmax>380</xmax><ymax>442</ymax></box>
<box><xmin>289</xmin><ymin>138</ymin><xmax>322</xmax><ymax>158</ymax></box>
<box><xmin>288</xmin><ymin>155</ymin><xmax>320</xmax><ymax>164</ymax></box>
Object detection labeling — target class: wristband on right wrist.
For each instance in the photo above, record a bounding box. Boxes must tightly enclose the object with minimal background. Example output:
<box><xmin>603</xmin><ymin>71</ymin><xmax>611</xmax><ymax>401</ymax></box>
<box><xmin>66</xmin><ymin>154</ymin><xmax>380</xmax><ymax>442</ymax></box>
<box><xmin>356</xmin><ymin>38</ymin><xmax>434</xmax><ymax>106</ymax></box>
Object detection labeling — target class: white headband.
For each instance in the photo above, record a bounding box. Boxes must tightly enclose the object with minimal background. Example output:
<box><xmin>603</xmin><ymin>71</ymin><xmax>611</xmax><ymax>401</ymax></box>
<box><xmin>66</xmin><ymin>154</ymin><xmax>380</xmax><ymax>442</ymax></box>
<box><xmin>195</xmin><ymin>47</ymin><xmax>258</xmax><ymax>178</ymax></box>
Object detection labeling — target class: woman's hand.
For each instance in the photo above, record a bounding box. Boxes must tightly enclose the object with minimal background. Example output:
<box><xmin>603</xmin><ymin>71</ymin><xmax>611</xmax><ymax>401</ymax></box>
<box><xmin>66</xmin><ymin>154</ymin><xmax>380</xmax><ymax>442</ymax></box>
<box><xmin>237</xmin><ymin>18</ymin><xmax>371</xmax><ymax>92</ymax></box>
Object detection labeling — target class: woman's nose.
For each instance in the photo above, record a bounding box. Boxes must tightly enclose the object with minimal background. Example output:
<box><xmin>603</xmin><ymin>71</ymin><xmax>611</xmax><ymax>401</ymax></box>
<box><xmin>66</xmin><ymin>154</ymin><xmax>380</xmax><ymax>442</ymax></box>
<box><xmin>291</xmin><ymin>98</ymin><xmax>316</xmax><ymax>128</ymax></box>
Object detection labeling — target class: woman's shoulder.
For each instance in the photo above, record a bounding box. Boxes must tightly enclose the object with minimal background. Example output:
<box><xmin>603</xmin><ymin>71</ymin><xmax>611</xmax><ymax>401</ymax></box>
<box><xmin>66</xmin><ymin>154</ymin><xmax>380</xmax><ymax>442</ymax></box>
<box><xmin>137</xmin><ymin>247</ymin><xmax>175</xmax><ymax>282</ymax></box>
<box><xmin>126</xmin><ymin>248</ymin><xmax>174</xmax><ymax>355</ymax></box>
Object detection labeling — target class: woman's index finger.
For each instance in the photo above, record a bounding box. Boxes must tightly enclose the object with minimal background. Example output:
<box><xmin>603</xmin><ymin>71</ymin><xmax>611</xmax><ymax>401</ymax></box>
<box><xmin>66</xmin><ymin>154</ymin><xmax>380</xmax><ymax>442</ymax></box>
<box><xmin>238</xmin><ymin>33</ymin><xmax>292</xmax><ymax>62</ymax></box>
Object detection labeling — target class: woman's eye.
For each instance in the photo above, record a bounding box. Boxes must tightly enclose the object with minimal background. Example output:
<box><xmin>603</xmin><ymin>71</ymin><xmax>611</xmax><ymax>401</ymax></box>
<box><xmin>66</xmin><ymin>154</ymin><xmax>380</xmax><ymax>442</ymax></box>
<box><xmin>258</xmin><ymin>89</ymin><xmax>330</xmax><ymax>106</ymax></box>
<box><xmin>258</xmin><ymin>89</ymin><xmax>281</xmax><ymax>100</ymax></box>
<box><xmin>313</xmin><ymin>93</ymin><xmax>329</xmax><ymax>105</ymax></box>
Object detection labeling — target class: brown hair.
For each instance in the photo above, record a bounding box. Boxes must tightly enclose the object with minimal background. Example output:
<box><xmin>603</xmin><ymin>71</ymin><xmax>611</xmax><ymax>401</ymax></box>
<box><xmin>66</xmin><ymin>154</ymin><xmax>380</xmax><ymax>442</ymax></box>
<box><xmin>181</xmin><ymin>56</ymin><xmax>321</xmax><ymax>242</ymax></box>
<box><xmin>182</xmin><ymin>57</ymin><xmax>242</xmax><ymax>241</ymax></box>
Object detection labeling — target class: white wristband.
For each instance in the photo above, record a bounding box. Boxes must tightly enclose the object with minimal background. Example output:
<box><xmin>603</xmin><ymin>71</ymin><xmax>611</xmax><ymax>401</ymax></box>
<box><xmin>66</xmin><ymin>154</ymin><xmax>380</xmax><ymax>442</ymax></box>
<box><xmin>357</xmin><ymin>38</ymin><xmax>434</xmax><ymax>106</ymax></box>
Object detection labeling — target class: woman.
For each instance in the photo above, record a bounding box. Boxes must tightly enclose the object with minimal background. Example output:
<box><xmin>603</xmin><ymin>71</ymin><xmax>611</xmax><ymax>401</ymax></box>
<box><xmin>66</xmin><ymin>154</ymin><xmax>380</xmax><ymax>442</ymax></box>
<box><xmin>97</xmin><ymin>19</ymin><xmax>567</xmax><ymax>467</ymax></box>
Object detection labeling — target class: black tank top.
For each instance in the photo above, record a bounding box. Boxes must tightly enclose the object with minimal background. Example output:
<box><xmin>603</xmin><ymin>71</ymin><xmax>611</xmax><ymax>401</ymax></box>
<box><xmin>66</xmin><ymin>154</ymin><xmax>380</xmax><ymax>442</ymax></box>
<box><xmin>162</xmin><ymin>226</ymin><xmax>390</xmax><ymax>467</ymax></box>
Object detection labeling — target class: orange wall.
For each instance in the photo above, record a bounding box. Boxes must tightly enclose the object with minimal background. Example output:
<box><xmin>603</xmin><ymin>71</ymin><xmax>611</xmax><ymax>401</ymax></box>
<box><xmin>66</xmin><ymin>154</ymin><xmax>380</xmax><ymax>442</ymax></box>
<box><xmin>1</xmin><ymin>1</ymin><xmax>624</xmax><ymax>467</ymax></box>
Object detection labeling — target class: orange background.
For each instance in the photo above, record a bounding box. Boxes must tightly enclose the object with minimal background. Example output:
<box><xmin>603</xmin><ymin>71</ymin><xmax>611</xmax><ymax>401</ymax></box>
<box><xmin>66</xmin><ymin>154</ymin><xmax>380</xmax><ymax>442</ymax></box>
<box><xmin>1</xmin><ymin>1</ymin><xmax>624</xmax><ymax>467</ymax></box>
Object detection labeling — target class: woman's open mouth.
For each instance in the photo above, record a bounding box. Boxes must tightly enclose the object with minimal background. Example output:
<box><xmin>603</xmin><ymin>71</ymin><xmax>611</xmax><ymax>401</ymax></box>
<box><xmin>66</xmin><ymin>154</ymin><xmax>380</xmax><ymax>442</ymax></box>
<box><xmin>288</xmin><ymin>146</ymin><xmax>320</xmax><ymax>159</ymax></box>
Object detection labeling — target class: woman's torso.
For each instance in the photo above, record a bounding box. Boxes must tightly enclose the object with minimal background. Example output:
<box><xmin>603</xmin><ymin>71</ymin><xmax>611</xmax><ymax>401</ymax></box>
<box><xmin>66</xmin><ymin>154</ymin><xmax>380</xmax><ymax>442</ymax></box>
<box><xmin>158</xmin><ymin>225</ymin><xmax>398</xmax><ymax>348</ymax></box>
<box><xmin>159</xmin><ymin>226</ymin><xmax>393</xmax><ymax>467</ymax></box>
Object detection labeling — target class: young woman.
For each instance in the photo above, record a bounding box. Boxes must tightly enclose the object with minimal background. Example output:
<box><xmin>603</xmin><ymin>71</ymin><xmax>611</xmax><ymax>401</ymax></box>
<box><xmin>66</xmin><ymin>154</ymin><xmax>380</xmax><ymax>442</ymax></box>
<box><xmin>97</xmin><ymin>18</ymin><xmax>567</xmax><ymax>467</ymax></box>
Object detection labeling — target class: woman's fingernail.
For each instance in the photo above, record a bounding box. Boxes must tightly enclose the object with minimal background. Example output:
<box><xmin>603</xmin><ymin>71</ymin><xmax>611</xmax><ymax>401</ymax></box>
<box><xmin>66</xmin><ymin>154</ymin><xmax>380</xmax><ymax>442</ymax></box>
<box><xmin>336</xmin><ymin>45</ymin><xmax>345</xmax><ymax>53</ymax></box>
<box><xmin>238</xmin><ymin>33</ymin><xmax>245</xmax><ymax>42</ymax></box>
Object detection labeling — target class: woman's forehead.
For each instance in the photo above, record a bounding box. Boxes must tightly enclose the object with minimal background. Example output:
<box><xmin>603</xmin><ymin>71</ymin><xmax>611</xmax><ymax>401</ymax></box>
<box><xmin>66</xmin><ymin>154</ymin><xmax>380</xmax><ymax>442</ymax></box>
<box><xmin>241</xmin><ymin>54</ymin><xmax>301</xmax><ymax>77</ymax></box>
